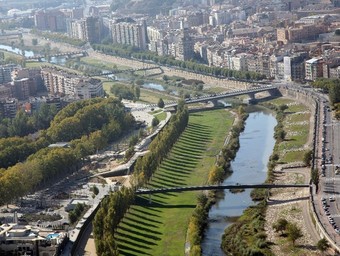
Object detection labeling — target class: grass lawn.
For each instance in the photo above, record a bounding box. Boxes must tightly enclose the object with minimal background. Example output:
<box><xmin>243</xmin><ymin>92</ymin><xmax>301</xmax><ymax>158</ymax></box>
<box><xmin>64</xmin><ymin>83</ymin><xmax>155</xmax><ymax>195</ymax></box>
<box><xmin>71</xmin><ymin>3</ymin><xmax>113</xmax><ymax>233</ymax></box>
<box><xmin>102</xmin><ymin>81</ymin><xmax>115</xmax><ymax>96</ymax></box>
<box><xmin>281</xmin><ymin>150</ymin><xmax>308</xmax><ymax>163</ymax></box>
<box><xmin>116</xmin><ymin>109</ymin><xmax>234</xmax><ymax>256</ymax></box>
<box><xmin>1</xmin><ymin>50</ymin><xmax>24</xmax><ymax>61</ymax></box>
<box><xmin>81</xmin><ymin>56</ymin><xmax>130</xmax><ymax>70</ymax></box>
<box><xmin>268</xmin><ymin>99</ymin><xmax>311</xmax><ymax>163</ymax></box>
<box><xmin>154</xmin><ymin>111</ymin><xmax>167</xmax><ymax>121</ymax></box>
<box><xmin>139</xmin><ymin>88</ymin><xmax>176</xmax><ymax>103</ymax></box>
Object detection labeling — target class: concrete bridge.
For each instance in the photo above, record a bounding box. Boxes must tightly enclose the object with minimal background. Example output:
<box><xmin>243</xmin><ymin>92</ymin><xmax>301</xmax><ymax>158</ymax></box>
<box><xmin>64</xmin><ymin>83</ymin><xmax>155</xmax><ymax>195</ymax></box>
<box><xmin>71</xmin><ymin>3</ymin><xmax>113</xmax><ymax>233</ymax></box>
<box><xmin>26</xmin><ymin>51</ymin><xmax>87</xmax><ymax>61</ymax></box>
<box><xmin>164</xmin><ymin>85</ymin><xmax>279</xmax><ymax>109</ymax></box>
<box><xmin>136</xmin><ymin>183</ymin><xmax>310</xmax><ymax>195</ymax></box>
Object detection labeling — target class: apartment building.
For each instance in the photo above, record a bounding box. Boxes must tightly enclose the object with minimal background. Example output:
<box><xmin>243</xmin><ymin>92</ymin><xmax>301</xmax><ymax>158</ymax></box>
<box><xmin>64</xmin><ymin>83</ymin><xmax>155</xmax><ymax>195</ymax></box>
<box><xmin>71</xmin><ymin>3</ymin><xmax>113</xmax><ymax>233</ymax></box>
<box><xmin>0</xmin><ymin>64</ymin><xmax>17</xmax><ymax>84</ymax></box>
<box><xmin>75</xmin><ymin>78</ymin><xmax>104</xmax><ymax>99</ymax></box>
<box><xmin>305</xmin><ymin>57</ymin><xmax>324</xmax><ymax>81</ymax></box>
<box><xmin>277</xmin><ymin>24</ymin><xmax>327</xmax><ymax>44</ymax></box>
<box><xmin>41</xmin><ymin>67</ymin><xmax>104</xmax><ymax>99</ymax></box>
<box><xmin>0</xmin><ymin>85</ymin><xmax>12</xmax><ymax>100</ymax></box>
<box><xmin>111</xmin><ymin>20</ymin><xmax>147</xmax><ymax>49</ymax></box>
<box><xmin>283</xmin><ymin>53</ymin><xmax>308</xmax><ymax>81</ymax></box>
<box><xmin>34</xmin><ymin>10</ymin><xmax>66</xmax><ymax>32</ymax></box>
<box><xmin>13</xmin><ymin>78</ymin><xmax>30</xmax><ymax>100</ymax></box>
<box><xmin>67</xmin><ymin>17</ymin><xmax>103</xmax><ymax>43</ymax></box>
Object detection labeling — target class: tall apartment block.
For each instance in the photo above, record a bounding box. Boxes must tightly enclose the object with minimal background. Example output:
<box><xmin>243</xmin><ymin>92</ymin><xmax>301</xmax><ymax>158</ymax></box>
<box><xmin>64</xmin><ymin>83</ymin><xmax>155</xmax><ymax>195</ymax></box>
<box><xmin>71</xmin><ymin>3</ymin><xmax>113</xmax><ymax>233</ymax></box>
<box><xmin>67</xmin><ymin>17</ymin><xmax>103</xmax><ymax>43</ymax></box>
<box><xmin>34</xmin><ymin>10</ymin><xmax>66</xmax><ymax>32</ymax></box>
<box><xmin>111</xmin><ymin>20</ymin><xmax>147</xmax><ymax>49</ymax></box>
<box><xmin>305</xmin><ymin>57</ymin><xmax>323</xmax><ymax>81</ymax></box>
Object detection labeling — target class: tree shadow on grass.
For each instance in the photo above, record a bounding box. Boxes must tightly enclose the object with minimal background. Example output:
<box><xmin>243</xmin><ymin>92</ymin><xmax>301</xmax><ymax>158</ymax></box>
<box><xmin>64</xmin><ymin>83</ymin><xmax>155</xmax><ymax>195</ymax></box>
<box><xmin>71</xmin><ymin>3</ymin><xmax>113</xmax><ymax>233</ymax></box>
<box><xmin>151</xmin><ymin>178</ymin><xmax>187</xmax><ymax>187</ymax></box>
<box><xmin>118</xmin><ymin>225</ymin><xmax>162</xmax><ymax>241</ymax></box>
<box><xmin>120</xmin><ymin>219</ymin><xmax>162</xmax><ymax>235</ymax></box>
<box><xmin>132</xmin><ymin>207</ymin><xmax>161</xmax><ymax>217</ymax></box>
<box><xmin>172</xmin><ymin>151</ymin><xmax>203</xmax><ymax>159</ymax></box>
<box><xmin>161</xmin><ymin>170</ymin><xmax>190</xmax><ymax>178</ymax></box>
<box><xmin>161</xmin><ymin>164</ymin><xmax>193</xmax><ymax>174</ymax></box>
<box><xmin>153</xmin><ymin>173</ymin><xmax>186</xmax><ymax>182</ymax></box>
<box><xmin>128</xmin><ymin>212</ymin><xmax>162</xmax><ymax>224</ymax></box>
<box><xmin>116</xmin><ymin>232</ymin><xmax>157</xmax><ymax>247</ymax></box>
<box><xmin>124</xmin><ymin>216</ymin><xmax>160</xmax><ymax>229</ymax></box>
<box><xmin>118</xmin><ymin>244</ymin><xmax>152</xmax><ymax>256</ymax></box>
<box><xmin>150</xmin><ymin>180</ymin><xmax>186</xmax><ymax>189</ymax></box>
<box><xmin>175</xmin><ymin>140</ymin><xmax>206</xmax><ymax>150</ymax></box>
<box><xmin>144</xmin><ymin>200</ymin><xmax>196</xmax><ymax>209</ymax></box>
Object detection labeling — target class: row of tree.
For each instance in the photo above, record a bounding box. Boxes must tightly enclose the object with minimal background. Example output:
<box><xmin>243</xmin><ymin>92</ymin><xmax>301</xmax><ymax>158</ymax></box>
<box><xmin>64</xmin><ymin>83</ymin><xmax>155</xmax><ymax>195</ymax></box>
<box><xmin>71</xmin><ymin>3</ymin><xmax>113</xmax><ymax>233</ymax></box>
<box><xmin>209</xmin><ymin>106</ymin><xmax>248</xmax><ymax>184</ymax></box>
<box><xmin>93</xmin><ymin>187</ymin><xmax>135</xmax><ymax>255</ymax></box>
<box><xmin>93</xmin><ymin>102</ymin><xmax>189</xmax><ymax>255</ymax></box>
<box><xmin>132</xmin><ymin>101</ymin><xmax>189</xmax><ymax>187</ymax></box>
<box><xmin>92</xmin><ymin>43</ymin><xmax>266</xmax><ymax>81</ymax></box>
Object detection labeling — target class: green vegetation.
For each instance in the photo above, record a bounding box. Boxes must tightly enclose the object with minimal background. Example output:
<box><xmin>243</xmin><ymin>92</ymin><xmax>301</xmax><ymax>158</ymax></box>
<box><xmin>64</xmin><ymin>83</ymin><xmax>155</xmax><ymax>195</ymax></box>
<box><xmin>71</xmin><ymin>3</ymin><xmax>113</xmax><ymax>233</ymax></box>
<box><xmin>109</xmin><ymin>82</ymin><xmax>140</xmax><ymax>101</ymax></box>
<box><xmin>263</xmin><ymin>99</ymin><xmax>310</xmax><ymax>163</ymax></box>
<box><xmin>317</xmin><ymin>238</ymin><xmax>330</xmax><ymax>254</ymax></box>
<box><xmin>0</xmin><ymin>50</ymin><xmax>26</xmax><ymax>66</ymax></box>
<box><xmin>272</xmin><ymin>218</ymin><xmax>303</xmax><ymax>246</ymax></box>
<box><xmin>94</xmin><ymin>187</ymin><xmax>135</xmax><ymax>255</ymax></box>
<box><xmin>92</xmin><ymin>44</ymin><xmax>266</xmax><ymax>81</ymax></box>
<box><xmin>68</xmin><ymin>203</ymin><xmax>87</xmax><ymax>224</ymax></box>
<box><xmin>0</xmin><ymin>103</ymin><xmax>58</xmax><ymax>138</ymax></box>
<box><xmin>93</xmin><ymin>104</ymin><xmax>192</xmax><ymax>255</ymax></box>
<box><xmin>222</xmin><ymin>201</ymin><xmax>274</xmax><ymax>256</ymax></box>
<box><xmin>31</xmin><ymin>29</ymin><xmax>86</xmax><ymax>47</ymax></box>
<box><xmin>157</xmin><ymin>98</ymin><xmax>165</xmax><ymax>108</ymax></box>
<box><xmin>312</xmin><ymin>78</ymin><xmax>340</xmax><ymax>118</ymax></box>
<box><xmin>154</xmin><ymin>111</ymin><xmax>167</xmax><ymax>121</ymax></box>
<box><xmin>222</xmin><ymin>97</ymin><xmax>312</xmax><ymax>255</ymax></box>
<box><xmin>100</xmin><ymin>109</ymin><xmax>233</xmax><ymax>255</ymax></box>
<box><xmin>0</xmin><ymin>98</ymin><xmax>135</xmax><ymax>206</ymax></box>
<box><xmin>214</xmin><ymin>106</ymin><xmax>248</xmax><ymax>178</ymax></box>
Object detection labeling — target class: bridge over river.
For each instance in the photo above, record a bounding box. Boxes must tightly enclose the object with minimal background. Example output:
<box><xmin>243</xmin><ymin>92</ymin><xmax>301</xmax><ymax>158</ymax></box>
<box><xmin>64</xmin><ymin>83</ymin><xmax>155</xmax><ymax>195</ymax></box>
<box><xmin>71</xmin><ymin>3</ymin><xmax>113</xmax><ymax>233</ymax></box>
<box><xmin>164</xmin><ymin>85</ymin><xmax>279</xmax><ymax>109</ymax></box>
<box><xmin>136</xmin><ymin>183</ymin><xmax>310</xmax><ymax>195</ymax></box>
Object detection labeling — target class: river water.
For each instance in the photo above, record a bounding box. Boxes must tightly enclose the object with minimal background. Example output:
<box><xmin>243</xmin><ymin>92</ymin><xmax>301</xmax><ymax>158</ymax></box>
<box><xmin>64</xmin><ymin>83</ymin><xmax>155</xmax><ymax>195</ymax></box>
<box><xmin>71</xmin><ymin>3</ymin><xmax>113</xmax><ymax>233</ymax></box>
<box><xmin>0</xmin><ymin>44</ymin><xmax>66</xmax><ymax>64</ymax></box>
<box><xmin>201</xmin><ymin>108</ymin><xmax>277</xmax><ymax>255</ymax></box>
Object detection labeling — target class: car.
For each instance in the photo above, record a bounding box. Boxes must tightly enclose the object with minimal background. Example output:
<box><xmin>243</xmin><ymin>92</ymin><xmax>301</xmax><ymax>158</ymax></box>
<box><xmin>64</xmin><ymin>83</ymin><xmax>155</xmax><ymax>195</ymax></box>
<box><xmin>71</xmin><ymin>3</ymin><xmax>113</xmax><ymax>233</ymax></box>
<box><xmin>326</xmin><ymin>211</ymin><xmax>331</xmax><ymax>216</ymax></box>
<box><xmin>330</xmin><ymin>196</ymin><xmax>335</xmax><ymax>202</ymax></box>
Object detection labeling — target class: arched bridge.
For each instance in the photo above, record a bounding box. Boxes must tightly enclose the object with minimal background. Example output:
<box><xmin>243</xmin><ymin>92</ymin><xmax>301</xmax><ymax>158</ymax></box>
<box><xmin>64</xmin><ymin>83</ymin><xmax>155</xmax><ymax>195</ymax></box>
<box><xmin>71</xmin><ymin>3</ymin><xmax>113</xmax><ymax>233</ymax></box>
<box><xmin>135</xmin><ymin>183</ymin><xmax>310</xmax><ymax>195</ymax></box>
<box><xmin>164</xmin><ymin>85</ymin><xmax>279</xmax><ymax>109</ymax></box>
<box><xmin>26</xmin><ymin>51</ymin><xmax>87</xmax><ymax>61</ymax></box>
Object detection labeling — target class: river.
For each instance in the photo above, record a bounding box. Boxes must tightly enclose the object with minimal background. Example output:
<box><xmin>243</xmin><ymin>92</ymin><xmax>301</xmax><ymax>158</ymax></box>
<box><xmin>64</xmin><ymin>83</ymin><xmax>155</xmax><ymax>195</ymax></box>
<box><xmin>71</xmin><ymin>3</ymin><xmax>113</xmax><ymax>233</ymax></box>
<box><xmin>0</xmin><ymin>44</ymin><xmax>66</xmax><ymax>64</ymax></box>
<box><xmin>201</xmin><ymin>108</ymin><xmax>277</xmax><ymax>255</ymax></box>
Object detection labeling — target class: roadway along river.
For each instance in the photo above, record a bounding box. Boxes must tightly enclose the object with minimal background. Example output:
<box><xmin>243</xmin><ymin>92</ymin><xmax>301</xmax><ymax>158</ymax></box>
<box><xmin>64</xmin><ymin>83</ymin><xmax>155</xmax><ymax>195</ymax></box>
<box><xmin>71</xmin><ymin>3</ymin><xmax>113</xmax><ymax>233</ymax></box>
<box><xmin>201</xmin><ymin>108</ymin><xmax>277</xmax><ymax>255</ymax></box>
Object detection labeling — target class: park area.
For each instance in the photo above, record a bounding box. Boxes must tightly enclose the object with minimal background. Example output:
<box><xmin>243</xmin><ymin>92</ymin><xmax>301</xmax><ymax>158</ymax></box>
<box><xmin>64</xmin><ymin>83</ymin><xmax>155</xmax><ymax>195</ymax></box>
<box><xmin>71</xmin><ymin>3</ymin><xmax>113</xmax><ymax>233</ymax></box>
<box><xmin>115</xmin><ymin>109</ymin><xmax>234</xmax><ymax>255</ymax></box>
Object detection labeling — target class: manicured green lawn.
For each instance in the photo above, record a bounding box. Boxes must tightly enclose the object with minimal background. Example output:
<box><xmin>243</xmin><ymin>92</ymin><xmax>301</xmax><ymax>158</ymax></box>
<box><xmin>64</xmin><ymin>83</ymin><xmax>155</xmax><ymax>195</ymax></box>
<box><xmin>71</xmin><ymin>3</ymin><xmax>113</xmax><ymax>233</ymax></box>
<box><xmin>116</xmin><ymin>109</ymin><xmax>234</xmax><ymax>255</ymax></box>
<box><xmin>0</xmin><ymin>50</ymin><xmax>24</xmax><ymax>61</ymax></box>
<box><xmin>268</xmin><ymin>99</ymin><xmax>311</xmax><ymax>163</ymax></box>
<box><xmin>154</xmin><ymin>111</ymin><xmax>167</xmax><ymax>121</ymax></box>
<box><xmin>81</xmin><ymin>56</ymin><xmax>130</xmax><ymax>70</ymax></box>
<box><xmin>138</xmin><ymin>88</ymin><xmax>176</xmax><ymax>103</ymax></box>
